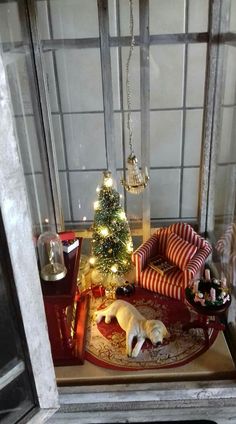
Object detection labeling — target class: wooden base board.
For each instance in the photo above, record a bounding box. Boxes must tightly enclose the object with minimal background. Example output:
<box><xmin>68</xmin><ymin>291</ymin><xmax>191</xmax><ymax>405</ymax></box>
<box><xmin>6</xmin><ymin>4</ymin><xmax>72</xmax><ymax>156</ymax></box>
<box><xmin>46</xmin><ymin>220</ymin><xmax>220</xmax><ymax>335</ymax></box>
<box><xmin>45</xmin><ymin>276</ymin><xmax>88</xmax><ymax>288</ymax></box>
<box><xmin>55</xmin><ymin>330</ymin><xmax>236</xmax><ymax>385</ymax></box>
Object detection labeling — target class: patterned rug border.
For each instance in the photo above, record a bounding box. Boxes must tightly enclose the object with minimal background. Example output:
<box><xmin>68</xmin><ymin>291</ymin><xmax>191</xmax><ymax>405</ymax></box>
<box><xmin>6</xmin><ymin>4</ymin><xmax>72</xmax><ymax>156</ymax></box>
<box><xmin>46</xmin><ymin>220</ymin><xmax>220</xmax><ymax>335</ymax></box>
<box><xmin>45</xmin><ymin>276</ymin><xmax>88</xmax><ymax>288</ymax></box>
<box><xmin>85</xmin><ymin>289</ymin><xmax>219</xmax><ymax>371</ymax></box>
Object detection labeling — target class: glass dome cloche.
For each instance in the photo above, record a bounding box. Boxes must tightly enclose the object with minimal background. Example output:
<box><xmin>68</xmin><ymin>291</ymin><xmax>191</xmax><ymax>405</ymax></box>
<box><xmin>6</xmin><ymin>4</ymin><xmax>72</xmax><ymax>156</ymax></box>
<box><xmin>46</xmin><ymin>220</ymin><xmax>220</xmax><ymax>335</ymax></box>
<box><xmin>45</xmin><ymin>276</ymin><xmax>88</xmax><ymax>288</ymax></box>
<box><xmin>37</xmin><ymin>231</ymin><xmax>67</xmax><ymax>282</ymax></box>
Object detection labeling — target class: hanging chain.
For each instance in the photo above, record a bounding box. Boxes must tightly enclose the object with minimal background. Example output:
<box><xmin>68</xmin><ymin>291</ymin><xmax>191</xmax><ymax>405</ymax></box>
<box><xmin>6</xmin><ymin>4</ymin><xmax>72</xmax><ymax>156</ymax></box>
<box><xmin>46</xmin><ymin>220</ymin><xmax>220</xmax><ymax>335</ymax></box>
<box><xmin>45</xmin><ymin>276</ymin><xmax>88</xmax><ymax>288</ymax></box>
<box><xmin>121</xmin><ymin>0</ymin><xmax>149</xmax><ymax>193</ymax></box>
<box><xmin>126</xmin><ymin>0</ymin><xmax>135</xmax><ymax>156</ymax></box>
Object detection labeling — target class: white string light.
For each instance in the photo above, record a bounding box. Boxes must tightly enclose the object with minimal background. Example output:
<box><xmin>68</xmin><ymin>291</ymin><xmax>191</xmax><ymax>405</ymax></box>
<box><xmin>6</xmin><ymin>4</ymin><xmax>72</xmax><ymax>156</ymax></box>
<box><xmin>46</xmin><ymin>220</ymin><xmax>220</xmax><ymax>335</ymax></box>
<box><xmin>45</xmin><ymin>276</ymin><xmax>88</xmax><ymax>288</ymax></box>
<box><xmin>111</xmin><ymin>264</ymin><xmax>118</xmax><ymax>273</ymax></box>
<box><xmin>100</xmin><ymin>227</ymin><xmax>109</xmax><ymax>237</ymax></box>
<box><xmin>94</xmin><ymin>201</ymin><xmax>100</xmax><ymax>210</ymax></box>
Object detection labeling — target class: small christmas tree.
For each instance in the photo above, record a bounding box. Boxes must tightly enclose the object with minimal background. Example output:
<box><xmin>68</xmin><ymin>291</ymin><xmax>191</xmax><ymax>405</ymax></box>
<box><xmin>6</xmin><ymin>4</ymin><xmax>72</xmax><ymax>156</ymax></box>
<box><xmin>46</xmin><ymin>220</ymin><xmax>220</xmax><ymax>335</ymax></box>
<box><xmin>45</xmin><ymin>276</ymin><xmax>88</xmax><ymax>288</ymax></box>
<box><xmin>91</xmin><ymin>171</ymin><xmax>133</xmax><ymax>286</ymax></box>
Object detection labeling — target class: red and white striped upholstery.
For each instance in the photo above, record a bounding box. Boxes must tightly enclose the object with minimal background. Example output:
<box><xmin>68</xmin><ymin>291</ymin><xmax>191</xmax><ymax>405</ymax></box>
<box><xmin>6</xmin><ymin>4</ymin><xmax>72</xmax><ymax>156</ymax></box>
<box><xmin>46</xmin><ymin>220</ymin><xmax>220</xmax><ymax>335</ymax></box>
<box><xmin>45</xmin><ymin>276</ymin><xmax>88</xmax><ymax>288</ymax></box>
<box><xmin>215</xmin><ymin>223</ymin><xmax>236</xmax><ymax>286</ymax></box>
<box><xmin>132</xmin><ymin>223</ymin><xmax>212</xmax><ymax>301</ymax></box>
<box><xmin>166</xmin><ymin>232</ymin><xmax>197</xmax><ymax>270</ymax></box>
<box><xmin>215</xmin><ymin>223</ymin><xmax>236</xmax><ymax>258</ymax></box>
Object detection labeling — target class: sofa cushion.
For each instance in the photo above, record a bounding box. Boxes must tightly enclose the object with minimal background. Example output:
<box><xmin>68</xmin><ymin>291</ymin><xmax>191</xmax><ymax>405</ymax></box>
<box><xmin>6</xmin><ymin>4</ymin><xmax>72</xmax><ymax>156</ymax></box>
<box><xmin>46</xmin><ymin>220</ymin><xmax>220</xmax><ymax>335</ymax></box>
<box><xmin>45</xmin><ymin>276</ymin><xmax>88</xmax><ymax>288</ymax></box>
<box><xmin>166</xmin><ymin>232</ymin><xmax>198</xmax><ymax>271</ymax></box>
<box><xmin>169</xmin><ymin>222</ymin><xmax>206</xmax><ymax>249</ymax></box>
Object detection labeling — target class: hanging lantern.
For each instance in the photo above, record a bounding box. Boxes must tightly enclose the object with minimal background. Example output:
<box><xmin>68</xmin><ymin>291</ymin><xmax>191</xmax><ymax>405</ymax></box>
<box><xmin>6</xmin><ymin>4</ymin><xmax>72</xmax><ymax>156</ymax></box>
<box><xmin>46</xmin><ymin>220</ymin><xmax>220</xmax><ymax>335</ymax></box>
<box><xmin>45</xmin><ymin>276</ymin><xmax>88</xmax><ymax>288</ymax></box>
<box><xmin>121</xmin><ymin>154</ymin><xmax>149</xmax><ymax>194</ymax></box>
<box><xmin>37</xmin><ymin>231</ymin><xmax>67</xmax><ymax>281</ymax></box>
<box><xmin>121</xmin><ymin>0</ymin><xmax>149</xmax><ymax>195</ymax></box>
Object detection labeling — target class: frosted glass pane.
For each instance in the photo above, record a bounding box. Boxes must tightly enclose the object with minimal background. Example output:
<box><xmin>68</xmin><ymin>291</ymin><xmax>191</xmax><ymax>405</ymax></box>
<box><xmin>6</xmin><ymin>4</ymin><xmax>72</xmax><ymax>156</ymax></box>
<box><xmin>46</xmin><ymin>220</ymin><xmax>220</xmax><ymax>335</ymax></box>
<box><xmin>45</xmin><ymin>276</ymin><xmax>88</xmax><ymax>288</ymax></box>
<box><xmin>56</xmin><ymin>49</ymin><xmax>103</xmax><ymax>112</ymax></box>
<box><xmin>25</xmin><ymin>174</ymin><xmax>49</xmax><ymax>225</ymax></box>
<box><xmin>184</xmin><ymin>109</ymin><xmax>203</xmax><ymax>166</ymax></box>
<box><xmin>0</xmin><ymin>2</ymin><xmax>22</xmax><ymax>43</ymax></box>
<box><xmin>188</xmin><ymin>0</ymin><xmax>209</xmax><ymax>32</ymax></box>
<box><xmin>218</xmin><ymin>107</ymin><xmax>236</xmax><ymax>163</ymax></box>
<box><xmin>115</xmin><ymin>112</ymin><xmax>141</xmax><ymax>180</ymax></box>
<box><xmin>64</xmin><ymin>114</ymin><xmax>106</xmax><ymax>170</ymax></box>
<box><xmin>50</xmin><ymin>0</ymin><xmax>99</xmax><ymax>38</ymax></box>
<box><xmin>119</xmin><ymin>0</ymin><xmax>139</xmax><ymax>36</ymax></box>
<box><xmin>126</xmin><ymin>191</ymin><xmax>143</xmax><ymax>222</ymax></box>
<box><xmin>150</xmin><ymin>169</ymin><xmax>180</xmax><ymax>219</ymax></box>
<box><xmin>215</xmin><ymin>166</ymin><xmax>231</xmax><ymax>216</ymax></box>
<box><xmin>186</xmin><ymin>44</ymin><xmax>207</xmax><ymax>107</ymax></box>
<box><xmin>182</xmin><ymin>168</ymin><xmax>200</xmax><ymax>218</ymax></box>
<box><xmin>150</xmin><ymin>45</ymin><xmax>184</xmax><ymax>108</ymax></box>
<box><xmin>70</xmin><ymin>171</ymin><xmax>105</xmax><ymax>221</ymax></box>
<box><xmin>150</xmin><ymin>110</ymin><xmax>182</xmax><ymax>167</ymax></box>
<box><xmin>59</xmin><ymin>172</ymin><xmax>71</xmax><ymax>221</ymax></box>
<box><xmin>52</xmin><ymin>115</ymin><xmax>66</xmax><ymax>170</ymax></box>
<box><xmin>125</xmin><ymin>170</ymin><xmax>143</xmax><ymax>224</ymax></box>
<box><xmin>150</xmin><ymin>0</ymin><xmax>185</xmax><ymax>35</ymax></box>
<box><xmin>230</xmin><ymin>0</ymin><xmax>236</xmax><ymax>31</ymax></box>
<box><xmin>223</xmin><ymin>46</ymin><xmax>236</xmax><ymax>105</ymax></box>
<box><xmin>115</xmin><ymin>111</ymin><xmax>143</xmax><ymax>176</ymax></box>
<box><xmin>122</xmin><ymin>47</ymin><xmax>140</xmax><ymax>110</ymax></box>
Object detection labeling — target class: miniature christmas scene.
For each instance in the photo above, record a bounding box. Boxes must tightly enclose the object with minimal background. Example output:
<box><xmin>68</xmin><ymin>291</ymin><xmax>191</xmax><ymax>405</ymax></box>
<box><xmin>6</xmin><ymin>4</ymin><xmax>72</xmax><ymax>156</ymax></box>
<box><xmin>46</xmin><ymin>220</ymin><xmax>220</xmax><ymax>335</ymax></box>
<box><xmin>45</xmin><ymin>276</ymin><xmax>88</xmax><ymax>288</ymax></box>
<box><xmin>10</xmin><ymin>0</ymin><xmax>234</xmax><ymax>383</ymax></box>
<box><xmin>40</xmin><ymin>171</ymin><xmax>232</xmax><ymax>376</ymax></box>
<box><xmin>79</xmin><ymin>184</ymin><xmax>231</xmax><ymax>371</ymax></box>
<box><xmin>2</xmin><ymin>0</ymin><xmax>236</xmax><ymax>422</ymax></box>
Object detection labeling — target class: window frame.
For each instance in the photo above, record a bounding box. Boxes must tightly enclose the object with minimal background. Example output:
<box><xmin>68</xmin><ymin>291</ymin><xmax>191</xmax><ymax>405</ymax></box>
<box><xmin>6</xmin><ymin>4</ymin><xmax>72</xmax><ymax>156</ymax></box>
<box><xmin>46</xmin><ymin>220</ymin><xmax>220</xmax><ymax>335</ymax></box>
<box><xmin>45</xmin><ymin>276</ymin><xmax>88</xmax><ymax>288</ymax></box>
<box><xmin>30</xmin><ymin>0</ymin><xmax>214</xmax><ymax>239</ymax></box>
<box><xmin>0</xmin><ymin>51</ymin><xmax>59</xmax><ymax>422</ymax></box>
<box><xmin>53</xmin><ymin>381</ymin><xmax>236</xmax><ymax>423</ymax></box>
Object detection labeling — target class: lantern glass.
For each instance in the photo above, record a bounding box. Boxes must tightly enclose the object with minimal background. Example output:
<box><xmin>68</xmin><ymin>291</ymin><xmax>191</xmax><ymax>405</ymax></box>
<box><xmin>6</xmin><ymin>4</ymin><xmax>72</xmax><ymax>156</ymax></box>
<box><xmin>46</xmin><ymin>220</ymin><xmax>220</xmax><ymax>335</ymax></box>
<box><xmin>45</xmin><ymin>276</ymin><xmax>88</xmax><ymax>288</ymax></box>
<box><xmin>37</xmin><ymin>231</ymin><xmax>67</xmax><ymax>281</ymax></box>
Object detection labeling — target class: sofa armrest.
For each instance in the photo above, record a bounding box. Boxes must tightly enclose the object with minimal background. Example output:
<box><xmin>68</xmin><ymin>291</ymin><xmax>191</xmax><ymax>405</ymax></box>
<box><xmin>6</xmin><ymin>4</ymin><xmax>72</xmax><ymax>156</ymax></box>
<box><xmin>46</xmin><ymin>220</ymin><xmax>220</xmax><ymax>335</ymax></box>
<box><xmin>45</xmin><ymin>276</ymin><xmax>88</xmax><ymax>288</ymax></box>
<box><xmin>132</xmin><ymin>234</ymin><xmax>159</xmax><ymax>283</ymax></box>
<box><xmin>183</xmin><ymin>241</ymin><xmax>212</xmax><ymax>287</ymax></box>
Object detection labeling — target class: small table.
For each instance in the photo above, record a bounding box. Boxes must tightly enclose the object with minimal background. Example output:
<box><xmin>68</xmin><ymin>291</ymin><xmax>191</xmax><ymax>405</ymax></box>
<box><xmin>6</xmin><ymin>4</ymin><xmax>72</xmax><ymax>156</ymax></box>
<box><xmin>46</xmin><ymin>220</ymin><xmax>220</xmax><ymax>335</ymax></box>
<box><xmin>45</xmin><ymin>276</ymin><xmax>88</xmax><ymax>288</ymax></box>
<box><xmin>184</xmin><ymin>290</ymin><xmax>231</xmax><ymax>345</ymax></box>
<box><xmin>41</xmin><ymin>238</ymin><xmax>89</xmax><ymax>366</ymax></box>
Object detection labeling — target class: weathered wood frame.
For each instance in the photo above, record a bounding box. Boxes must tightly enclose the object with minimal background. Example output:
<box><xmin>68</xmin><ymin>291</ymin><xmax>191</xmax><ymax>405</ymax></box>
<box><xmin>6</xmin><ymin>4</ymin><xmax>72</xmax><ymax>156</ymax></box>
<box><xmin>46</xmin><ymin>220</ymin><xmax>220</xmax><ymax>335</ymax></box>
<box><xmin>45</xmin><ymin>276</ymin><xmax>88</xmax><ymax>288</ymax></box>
<box><xmin>97</xmin><ymin>0</ymin><xmax>117</xmax><ymax>183</ymax></box>
<box><xmin>50</xmin><ymin>381</ymin><xmax>236</xmax><ymax>423</ymax></box>
<box><xmin>24</xmin><ymin>0</ymin><xmax>64</xmax><ymax>232</ymax></box>
<box><xmin>1</xmin><ymin>0</ymin><xmax>236</xmax><ymax>422</ymax></box>
<box><xmin>0</xmin><ymin>51</ymin><xmax>59</xmax><ymax>422</ymax></box>
<box><xmin>140</xmin><ymin>0</ymin><xmax>151</xmax><ymax>241</ymax></box>
<box><xmin>199</xmin><ymin>0</ymin><xmax>230</xmax><ymax>234</ymax></box>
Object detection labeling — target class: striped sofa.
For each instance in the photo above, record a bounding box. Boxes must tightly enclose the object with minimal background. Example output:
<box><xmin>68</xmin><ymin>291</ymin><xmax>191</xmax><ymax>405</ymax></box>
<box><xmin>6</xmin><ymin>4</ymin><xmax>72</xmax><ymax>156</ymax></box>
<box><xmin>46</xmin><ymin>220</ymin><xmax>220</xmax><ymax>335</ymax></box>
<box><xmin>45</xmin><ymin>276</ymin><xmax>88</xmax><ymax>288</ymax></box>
<box><xmin>132</xmin><ymin>223</ymin><xmax>212</xmax><ymax>301</ymax></box>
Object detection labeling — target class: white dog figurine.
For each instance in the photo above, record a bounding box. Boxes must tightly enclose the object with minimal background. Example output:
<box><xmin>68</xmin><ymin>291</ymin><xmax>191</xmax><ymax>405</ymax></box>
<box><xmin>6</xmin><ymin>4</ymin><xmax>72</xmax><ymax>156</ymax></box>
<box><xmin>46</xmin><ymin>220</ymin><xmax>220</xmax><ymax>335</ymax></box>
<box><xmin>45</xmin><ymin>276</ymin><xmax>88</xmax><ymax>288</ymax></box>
<box><xmin>94</xmin><ymin>299</ymin><xmax>170</xmax><ymax>358</ymax></box>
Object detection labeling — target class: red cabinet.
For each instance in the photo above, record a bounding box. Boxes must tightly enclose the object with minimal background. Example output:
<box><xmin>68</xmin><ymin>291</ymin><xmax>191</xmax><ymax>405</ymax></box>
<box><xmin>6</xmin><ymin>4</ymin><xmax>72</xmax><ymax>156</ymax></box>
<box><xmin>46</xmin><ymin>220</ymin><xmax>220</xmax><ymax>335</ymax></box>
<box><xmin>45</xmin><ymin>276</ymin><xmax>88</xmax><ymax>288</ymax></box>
<box><xmin>41</xmin><ymin>238</ymin><xmax>89</xmax><ymax>366</ymax></box>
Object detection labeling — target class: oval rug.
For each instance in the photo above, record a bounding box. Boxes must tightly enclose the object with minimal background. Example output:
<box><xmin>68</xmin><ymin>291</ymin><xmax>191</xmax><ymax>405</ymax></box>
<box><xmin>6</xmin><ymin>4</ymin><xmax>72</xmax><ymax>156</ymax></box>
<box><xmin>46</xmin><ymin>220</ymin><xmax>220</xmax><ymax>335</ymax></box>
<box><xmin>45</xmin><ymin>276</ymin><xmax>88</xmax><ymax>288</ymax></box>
<box><xmin>85</xmin><ymin>288</ymin><xmax>218</xmax><ymax>371</ymax></box>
